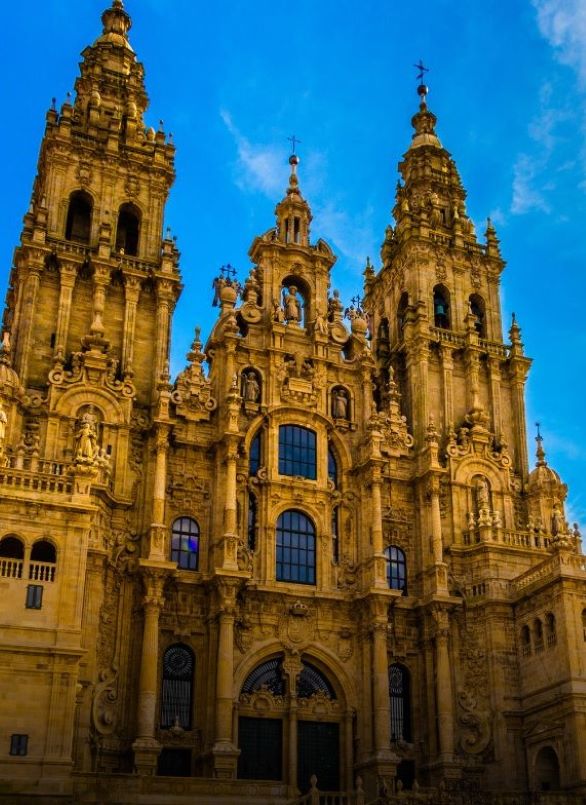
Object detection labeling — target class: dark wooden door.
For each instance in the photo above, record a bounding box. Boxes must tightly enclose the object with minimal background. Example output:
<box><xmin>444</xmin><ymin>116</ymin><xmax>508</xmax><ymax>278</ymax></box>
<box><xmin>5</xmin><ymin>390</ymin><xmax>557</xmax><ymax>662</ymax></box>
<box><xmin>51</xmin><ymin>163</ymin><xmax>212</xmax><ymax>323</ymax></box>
<box><xmin>297</xmin><ymin>720</ymin><xmax>340</xmax><ymax>793</ymax></box>
<box><xmin>237</xmin><ymin>716</ymin><xmax>283</xmax><ymax>780</ymax></box>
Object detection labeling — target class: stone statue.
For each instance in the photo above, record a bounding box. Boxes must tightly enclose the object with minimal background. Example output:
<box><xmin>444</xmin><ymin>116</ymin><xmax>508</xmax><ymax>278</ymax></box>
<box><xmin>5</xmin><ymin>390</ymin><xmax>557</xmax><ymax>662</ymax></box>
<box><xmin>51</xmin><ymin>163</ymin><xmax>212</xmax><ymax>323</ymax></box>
<box><xmin>273</xmin><ymin>300</ymin><xmax>285</xmax><ymax>323</ymax></box>
<box><xmin>475</xmin><ymin>476</ymin><xmax>490</xmax><ymax>510</ymax></box>
<box><xmin>243</xmin><ymin>371</ymin><xmax>260</xmax><ymax>403</ymax></box>
<box><xmin>333</xmin><ymin>388</ymin><xmax>348</xmax><ymax>419</ymax></box>
<box><xmin>283</xmin><ymin>286</ymin><xmax>301</xmax><ymax>323</ymax></box>
<box><xmin>75</xmin><ymin>412</ymin><xmax>98</xmax><ymax>463</ymax></box>
<box><xmin>313</xmin><ymin>310</ymin><xmax>328</xmax><ymax>335</ymax></box>
<box><xmin>328</xmin><ymin>289</ymin><xmax>344</xmax><ymax>321</ymax></box>
<box><xmin>0</xmin><ymin>402</ymin><xmax>7</xmax><ymax>450</ymax></box>
<box><xmin>551</xmin><ymin>502</ymin><xmax>563</xmax><ymax>536</ymax></box>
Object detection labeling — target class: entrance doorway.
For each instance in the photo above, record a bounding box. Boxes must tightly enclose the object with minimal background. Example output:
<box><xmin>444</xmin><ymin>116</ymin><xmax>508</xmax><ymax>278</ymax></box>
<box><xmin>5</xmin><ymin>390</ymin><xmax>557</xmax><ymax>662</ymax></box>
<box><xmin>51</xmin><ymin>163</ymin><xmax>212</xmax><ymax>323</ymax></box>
<box><xmin>297</xmin><ymin>720</ymin><xmax>340</xmax><ymax>792</ymax></box>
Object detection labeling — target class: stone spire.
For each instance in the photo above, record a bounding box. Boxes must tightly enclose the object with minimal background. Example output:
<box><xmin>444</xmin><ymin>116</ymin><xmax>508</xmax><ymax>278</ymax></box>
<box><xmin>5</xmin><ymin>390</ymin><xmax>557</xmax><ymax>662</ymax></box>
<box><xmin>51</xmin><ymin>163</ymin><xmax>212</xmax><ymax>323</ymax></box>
<box><xmin>275</xmin><ymin>154</ymin><xmax>312</xmax><ymax>247</ymax></box>
<box><xmin>69</xmin><ymin>0</ymin><xmax>150</xmax><ymax>138</ymax></box>
<box><xmin>391</xmin><ymin>82</ymin><xmax>477</xmax><ymax>252</ymax></box>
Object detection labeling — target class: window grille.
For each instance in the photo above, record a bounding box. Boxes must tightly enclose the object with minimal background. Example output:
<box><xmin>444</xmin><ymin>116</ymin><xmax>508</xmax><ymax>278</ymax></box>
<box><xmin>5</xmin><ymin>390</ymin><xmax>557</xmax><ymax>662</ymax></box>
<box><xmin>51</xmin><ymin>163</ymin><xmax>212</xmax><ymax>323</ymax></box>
<box><xmin>171</xmin><ymin>517</ymin><xmax>199</xmax><ymax>571</ymax></box>
<box><xmin>276</xmin><ymin>510</ymin><xmax>316</xmax><ymax>585</ymax></box>
<box><xmin>278</xmin><ymin>425</ymin><xmax>317</xmax><ymax>480</ymax></box>
<box><xmin>389</xmin><ymin>664</ymin><xmax>411</xmax><ymax>741</ymax></box>
<box><xmin>160</xmin><ymin>644</ymin><xmax>194</xmax><ymax>729</ymax></box>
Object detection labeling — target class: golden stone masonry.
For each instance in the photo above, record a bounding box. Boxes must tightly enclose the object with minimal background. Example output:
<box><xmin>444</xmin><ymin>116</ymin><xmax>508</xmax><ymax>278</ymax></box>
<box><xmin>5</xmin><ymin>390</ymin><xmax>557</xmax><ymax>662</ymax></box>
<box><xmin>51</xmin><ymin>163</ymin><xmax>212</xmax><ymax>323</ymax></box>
<box><xmin>0</xmin><ymin>3</ymin><xmax>584</xmax><ymax>804</ymax></box>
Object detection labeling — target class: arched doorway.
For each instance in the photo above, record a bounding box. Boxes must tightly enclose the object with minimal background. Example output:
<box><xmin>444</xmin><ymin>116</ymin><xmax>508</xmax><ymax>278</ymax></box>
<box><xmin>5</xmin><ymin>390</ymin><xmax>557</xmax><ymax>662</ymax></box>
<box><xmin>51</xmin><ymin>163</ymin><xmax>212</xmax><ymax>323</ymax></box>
<box><xmin>236</xmin><ymin>655</ymin><xmax>344</xmax><ymax>793</ymax></box>
<box><xmin>535</xmin><ymin>745</ymin><xmax>561</xmax><ymax>791</ymax></box>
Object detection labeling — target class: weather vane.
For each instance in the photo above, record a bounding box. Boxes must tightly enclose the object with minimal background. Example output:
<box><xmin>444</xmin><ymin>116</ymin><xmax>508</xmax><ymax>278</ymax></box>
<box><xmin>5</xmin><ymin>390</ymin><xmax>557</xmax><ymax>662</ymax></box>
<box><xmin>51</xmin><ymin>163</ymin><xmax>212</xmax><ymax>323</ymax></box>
<box><xmin>220</xmin><ymin>264</ymin><xmax>237</xmax><ymax>279</ymax></box>
<box><xmin>287</xmin><ymin>135</ymin><xmax>301</xmax><ymax>155</ymax></box>
<box><xmin>414</xmin><ymin>60</ymin><xmax>429</xmax><ymax>84</ymax></box>
<box><xmin>535</xmin><ymin>421</ymin><xmax>542</xmax><ymax>439</ymax></box>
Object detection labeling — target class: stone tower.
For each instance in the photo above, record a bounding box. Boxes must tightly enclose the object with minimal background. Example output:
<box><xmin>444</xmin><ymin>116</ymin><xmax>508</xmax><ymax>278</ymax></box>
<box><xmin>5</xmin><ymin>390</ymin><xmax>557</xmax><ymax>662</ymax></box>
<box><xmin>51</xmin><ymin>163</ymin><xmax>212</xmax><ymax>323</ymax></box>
<box><xmin>0</xmin><ymin>6</ymin><xmax>584</xmax><ymax>804</ymax></box>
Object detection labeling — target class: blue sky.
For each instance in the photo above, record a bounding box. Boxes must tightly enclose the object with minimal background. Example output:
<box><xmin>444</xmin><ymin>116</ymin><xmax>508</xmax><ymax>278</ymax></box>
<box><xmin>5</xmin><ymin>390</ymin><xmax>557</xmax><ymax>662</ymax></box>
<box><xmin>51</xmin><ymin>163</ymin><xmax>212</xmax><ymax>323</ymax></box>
<box><xmin>2</xmin><ymin>0</ymin><xmax>585</xmax><ymax>526</ymax></box>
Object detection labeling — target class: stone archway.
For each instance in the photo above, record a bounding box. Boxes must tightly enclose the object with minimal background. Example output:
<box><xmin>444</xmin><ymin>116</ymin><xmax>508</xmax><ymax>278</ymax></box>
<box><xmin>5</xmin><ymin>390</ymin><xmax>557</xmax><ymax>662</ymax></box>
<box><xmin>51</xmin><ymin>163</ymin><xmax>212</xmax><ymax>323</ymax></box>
<box><xmin>535</xmin><ymin>745</ymin><xmax>561</xmax><ymax>791</ymax></box>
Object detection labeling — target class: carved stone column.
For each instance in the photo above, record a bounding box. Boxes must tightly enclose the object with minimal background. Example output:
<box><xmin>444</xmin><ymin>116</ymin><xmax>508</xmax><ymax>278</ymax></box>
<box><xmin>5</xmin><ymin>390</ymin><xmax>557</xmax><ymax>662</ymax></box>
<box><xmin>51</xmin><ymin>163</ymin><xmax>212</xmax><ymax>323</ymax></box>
<box><xmin>89</xmin><ymin>265</ymin><xmax>110</xmax><ymax>338</ymax></box>
<box><xmin>283</xmin><ymin>653</ymin><xmax>303</xmax><ymax>796</ymax></box>
<box><xmin>148</xmin><ymin>424</ymin><xmax>170</xmax><ymax>560</ymax></box>
<box><xmin>54</xmin><ymin>260</ymin><xmax>77</xmax><ymax>355</ymax></box>
<box><xmin>369</xmin><ymin>465</ymin><xmax>387</xmax><ymax>587</ymax></box>
<box><xmin>432</xmin><ymin>607</ymin><xmax>456</xmax><ymax>766</ymax></box>
<box><xmin>487</xmin><ymin>356</ymin><xmax>502</xmax><ymax>438</ymax></box>
<box><xmin>153</xmin><ymin>278</ymin><xmax>176</xmax><ymax>392</ymax></box>
<box><xmin>428</xmin><ymin>476</ymin><xmax>444</xmax><ymax>565</ymax></box>
<box><xmin>211</xmin><ymin>579</ymin><xmax>240</xmax><ymax>778</ymax></box>
<box><xmin>132</xmin><ymin>567</ymin><xmax>168</xmax><ymax>774</ymax></box>
<box><xmin>362</xmin><ymin>597</ymin><xmax>397</xmax><ymax>793</ymax></box>
<box><xmin>14</xmin><ymin>263</ymin><xmax>42</xmax><ymax>382</ymax></box>
<box><xmin>439</xmin><ymin>345</ymin><xmax>454</xmax><ymax>431</ymax></box>
<box><xmin>121</xmin><ymin>274</ymin><xmax>141</xmax><ymax>375</ymax></box>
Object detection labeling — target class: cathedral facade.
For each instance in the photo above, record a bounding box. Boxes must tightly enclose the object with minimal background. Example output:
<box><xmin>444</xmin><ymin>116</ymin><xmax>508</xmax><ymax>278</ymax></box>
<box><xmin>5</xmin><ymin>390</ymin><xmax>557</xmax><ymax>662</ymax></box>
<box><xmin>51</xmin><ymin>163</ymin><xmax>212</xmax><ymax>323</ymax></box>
<box><xmin>0</xmin><ymin>3</ymin><xmax>585</xmax><ymax>804</ymax></box>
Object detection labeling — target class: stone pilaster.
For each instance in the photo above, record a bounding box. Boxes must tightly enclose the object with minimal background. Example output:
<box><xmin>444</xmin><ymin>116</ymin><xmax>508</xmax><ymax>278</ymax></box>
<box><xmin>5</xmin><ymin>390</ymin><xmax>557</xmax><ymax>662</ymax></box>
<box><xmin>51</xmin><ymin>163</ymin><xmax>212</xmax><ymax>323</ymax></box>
<box><xmin>211</xmin><ymin>578</ymin><xmax>240</xmax><ymax>778</ymax></box>
<box><xmin>132</xmin><ymin>564</ymin><xmax>172</xmax><ymax>774</ymax></box>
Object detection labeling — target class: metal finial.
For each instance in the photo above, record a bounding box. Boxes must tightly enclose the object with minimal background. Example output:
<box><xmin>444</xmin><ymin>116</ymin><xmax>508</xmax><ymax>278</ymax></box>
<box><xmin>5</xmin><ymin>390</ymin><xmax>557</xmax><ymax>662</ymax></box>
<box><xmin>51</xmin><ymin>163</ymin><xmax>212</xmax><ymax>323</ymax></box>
<box><xmin>287</xmin><ymin>135</ymin><xmax>301</xmax><ymax>155</ymax></box>
<box><xmin>220</xmin><ymin>264</ymin><xmax>237</xmax><ymax>279</ymax></box>
<box><xmin>535</xmin><ymin>421</ymin><xmax>541</xmax><ymax>439</ymax></box>
<box><xmin>414</xmin><ymin>60</ymin><xmax>429</xmax><ymax>99</ymax></box>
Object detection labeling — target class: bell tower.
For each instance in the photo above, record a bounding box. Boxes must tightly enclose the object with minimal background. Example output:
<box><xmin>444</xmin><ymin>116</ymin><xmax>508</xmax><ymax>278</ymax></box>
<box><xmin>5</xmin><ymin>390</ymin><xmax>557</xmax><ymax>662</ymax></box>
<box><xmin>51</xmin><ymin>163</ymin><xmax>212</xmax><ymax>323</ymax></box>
<box><xmin>365</xmin><ymin>81</ymin><xmax>531</xmax><ymax>480</ymax></box>
<box><xmin>5</xmin><ymin>0</ymin><xmax>179</xmax><ymax>405</ymax></box>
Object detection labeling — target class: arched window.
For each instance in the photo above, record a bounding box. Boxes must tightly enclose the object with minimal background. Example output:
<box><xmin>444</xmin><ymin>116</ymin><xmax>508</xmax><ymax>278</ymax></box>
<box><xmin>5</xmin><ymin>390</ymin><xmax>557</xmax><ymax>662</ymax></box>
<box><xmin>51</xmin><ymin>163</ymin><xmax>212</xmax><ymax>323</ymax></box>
<box><xmin>297</xmin><ymin>660</ymin><xmax>336</xmax><ymax>699</ymax></box>
<box><xmin>389</xmin><ymin>664</ymin><xmax>411</xmax><ymax>741</ymax></box>
<box><xmin>30</xmin><ymin>540</ymin><xmax>56</xmax><ymax>563</ymax></box>
<box><xmin>278</xmin><ymin>425</ymin><xmax>317</xmax><ymax>480</ymax></box>
<box><xmin>160</xmin><ymin>644</ymin><xmax>194</xmax><ymax>729</ymax></box>
<box><xmin>0</xmin><ymin>536</ymin><xmax>24</xmax><ymax>579</ymax></box>
<box><xmin>535</xmin><ymin>745</ymin><xmax>561</xmax><ymax>791</ymax></box>
<box><xmin>65</xmin><ymin>191</ymin><xmax>92</xmax><ymax>244</ymax></box>
<box><xmin>241</xmin><ymin>657</ymin><xmax>285</xmax><ymax>696</ymax></box>
<box><xmin>249</xmin><ymin>431</ymin><xmax>262</xmax><ymax>476</ymax></box>
<box><xmin>247</xmin><ymin>493</ymin><xmax>258</xmax><ymax>552</ymax></box>
<box><xmin>545</xmin><ymin>612</ymin><xmax>556</xmax><ymax>646</ymax></box>
<box><xmin>534</xmin><ymin>618</ymin><xmax>544</xmax><ymax>650</ymax></box>
<box><xmin>276</xmin><ymin>510</ymin><xmax>316</xmax><ymax>584</ymax></box>
<box><xmin>115</xmin><ymin>203</ymin><xmax>140</xmax><ymax>256</ymax></box>
<box><xmin>328</xmin><ymin>445</ymin><xmax>338</xmax><ymax>488</ymax></box>
<box><xmin>521</xmin><ymin>624</ymin><xmax>531</xmax><ymax>656</ymax></box>
<box><xmin>0</xmin><ymin>536</ymin><xmax>24</xmax><ymax>559</ymax></box>
<box><xmin>385</xmin><ymin>545</ymin><xmax>407</xmax><ymax>595</ymax></box>
<box><xmin>469</xmin><ymin>294</ymin><xmax>486</xmax><ymax>337</ymax></box>
<box><xmin>171</xmin><ymin>517</ymin><xmax>199</xmax><ymax>571</ymax></box>
<box><xmin>397</xmin><ymin>292</ymin><xmax>409</xmax><ymax>339</ymax></box>
<box><xmin>332</xmin><ymin>507</ymin><xmax>340</xmax><ymax>564</ymax></box>
<box><xmin>29</xmin><ymin>540</ymin><xmax>57</xmax><ymax>582</ymax></box>
<box><xmin>433</xmin><ymin>285</ymin><xmax>450</xmax><ymax>329</ymax></box>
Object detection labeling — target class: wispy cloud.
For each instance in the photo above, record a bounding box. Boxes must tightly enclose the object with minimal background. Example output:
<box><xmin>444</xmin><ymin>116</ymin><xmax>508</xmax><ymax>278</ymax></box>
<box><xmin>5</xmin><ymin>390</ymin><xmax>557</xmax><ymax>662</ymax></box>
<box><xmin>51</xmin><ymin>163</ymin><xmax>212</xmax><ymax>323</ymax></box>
<box><xmin>220</xmin><ymin>108</ymin><xmax>377</xmax><ymax>266</ymax></box>
<box><xmin>532</xmin><ymin>0</ymin><xmax>586</xmax><ymax>87</ymax></box>
<box><xmin>510</xmin><ymin>82</ymin><xmax>568</xmax><ymax>215</ymax></box>
<box><xmin>220</xmin><ymin>109</ymin><xmax>285</xmax><ymax>197</ymax></box>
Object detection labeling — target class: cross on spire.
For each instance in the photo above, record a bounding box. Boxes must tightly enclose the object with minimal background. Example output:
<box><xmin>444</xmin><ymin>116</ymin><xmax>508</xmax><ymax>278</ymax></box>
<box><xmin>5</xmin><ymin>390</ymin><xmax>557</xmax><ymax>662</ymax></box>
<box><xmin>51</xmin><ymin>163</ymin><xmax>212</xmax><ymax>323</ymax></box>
<box><xmin>414</xmin><ymin>59</ymin><xmax>429</xmax><ymax>84</ymax></box>
<box><xmin>287</xmin><ymin>135</ymin><xmax>301</xmax><ymax>155</ymax></box>
<box><xmin>220</xmin><ymin>264</ymin><xmax>237</xmax><ymax>279</ymax></box>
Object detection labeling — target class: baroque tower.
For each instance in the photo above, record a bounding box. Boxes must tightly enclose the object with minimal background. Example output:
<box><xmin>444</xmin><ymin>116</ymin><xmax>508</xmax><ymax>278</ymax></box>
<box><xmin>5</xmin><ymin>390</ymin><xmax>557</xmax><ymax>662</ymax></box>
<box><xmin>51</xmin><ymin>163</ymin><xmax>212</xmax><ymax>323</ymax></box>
<box><xmin>0</xmin><ymin>6</ymin><xmax>584</xmax><ymax>805</ymax></box>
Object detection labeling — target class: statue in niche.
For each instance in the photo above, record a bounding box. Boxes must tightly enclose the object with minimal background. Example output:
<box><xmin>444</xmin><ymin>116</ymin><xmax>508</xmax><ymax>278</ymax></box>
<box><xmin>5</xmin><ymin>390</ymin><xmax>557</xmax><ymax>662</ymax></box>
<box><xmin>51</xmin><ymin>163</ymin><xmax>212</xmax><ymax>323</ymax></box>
<box><xmin>243</xmin><ymin>371</ymin><xmax>260</xmax><ymax>403</ymax></box>
<box><xmin>313</xmin><ymin>309</ymin><xmax>328</xmax><ymax>335</ymax></box>
<box><xmin>328</xmin><ymin>289</ymin><xmax>344</xmax><ymax>321</ymax></box>
<box><xmin>333</xmin><ymin>388</ymin><xmax>349</xmax><ymax>420</ymax></box>
<box><xmin>551</xmin><ymin>502</ymin><xmax>563</xmax><ymax>536</ymax></box>
<box><xmin>75</xmin><ymin>409</ymin><xmax>99</xmax><ymax>463</ymax></box>
<box><xmin>475</xmin><ymin>476</ymin><xmax>490</xmax><ymax>510</ymax></box>
<box><xmin>273</xmin><ymin>300</ymin><xmax>285</xmax><ymax>323</ymax></box>
<box><xmin>283</xmin><ymin>286</ymin><xmax>301</xmax><ymax>323</ymax></box>
<box><xmin>0</xmin><ymin>402</ymin><xmax>7</xmax><ymax>451</ymax></box>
